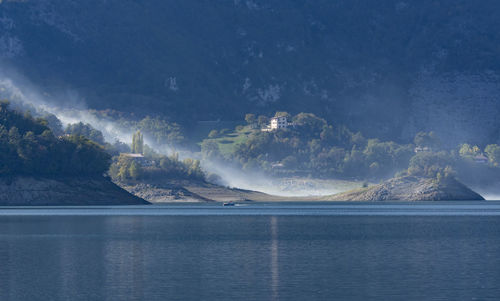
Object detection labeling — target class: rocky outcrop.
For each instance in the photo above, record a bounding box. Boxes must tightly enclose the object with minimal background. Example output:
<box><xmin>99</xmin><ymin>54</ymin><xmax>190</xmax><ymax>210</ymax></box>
<box><xmin>0</xmin><ymin>176</ymin><xmax>148</xmax><ymax>205</ymax></box>
<box><xmin>325</xmin><ymin>176</ymin><xmax>484</xmax><ymax>201</ymax></box>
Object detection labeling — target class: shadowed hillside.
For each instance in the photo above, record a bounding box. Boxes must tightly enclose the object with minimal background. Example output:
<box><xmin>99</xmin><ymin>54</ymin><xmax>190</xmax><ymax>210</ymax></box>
<box><xmin>1</xmin><ymin>1</ymin><xmax>500</xmax><ymax>145</ymax></box>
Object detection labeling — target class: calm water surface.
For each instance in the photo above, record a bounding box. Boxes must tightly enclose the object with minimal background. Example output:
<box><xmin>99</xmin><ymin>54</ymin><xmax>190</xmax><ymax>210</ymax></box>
<box><xmin>0</xmin><ymin>202</ymin><xmax>500</xmax><ymax>300</ymax></box>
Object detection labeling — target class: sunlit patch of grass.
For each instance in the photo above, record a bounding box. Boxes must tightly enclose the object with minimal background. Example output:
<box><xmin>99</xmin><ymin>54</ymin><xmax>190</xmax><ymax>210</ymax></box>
<box><xmin>205</xmin><ymin>125</ymin><xmax>258</xmax><ymax>156</ymax></box>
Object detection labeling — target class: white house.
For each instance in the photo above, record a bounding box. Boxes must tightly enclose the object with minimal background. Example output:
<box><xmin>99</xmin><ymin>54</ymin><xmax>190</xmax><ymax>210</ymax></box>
<box><xmin>261</xmin><ymin>115</ymin><xmax>294</xmax><ymax>132</ymax></box>
<box><xmin>270</xmin><ymin>116</ymin><xmax>288</xmax><ymax>130</ymax></box>
<box><xmin>414</xmin><ymin>146</ymin><xmax>432</xmax><ymax>153</ymax></box>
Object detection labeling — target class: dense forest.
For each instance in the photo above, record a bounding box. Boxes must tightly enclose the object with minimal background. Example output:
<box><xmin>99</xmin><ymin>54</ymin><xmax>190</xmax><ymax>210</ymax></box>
<box><xmin>203</xmin><ymin>112</ymin><xmax>417</xmax><ymax>179</ymax></box>
<box><xmin>3</xmin><ymin>94</ymin><xmax>500</xmax><ymax>190</ymax></box>
<box><xmin>0</xmin><ymin>101</ymin><xmax>110</xmax><ymax>176</ymax></box>
<box><xmin>202</xmin><ymin>112</ymin><xmax>500</xmax><ymax>186</ymax></box>
<box><xmin>0</xmin><ymin>102</ymin><xmax>205</xmax><ymax>182</ymax></box>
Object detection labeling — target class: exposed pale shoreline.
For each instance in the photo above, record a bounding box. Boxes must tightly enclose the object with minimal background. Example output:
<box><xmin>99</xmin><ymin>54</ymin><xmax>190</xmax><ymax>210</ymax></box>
<box><xmin>117</xmin><ymin>176</ymin><xmax>486</xmax><ymax>203</ymax></box>
<box><xmin>118</xmin><ymin>180</ymin><xmax>317</xmax><ymax>203</ymax></box>
<box><xmin>0</xmin><ymin>175</ymin><xmax>487</xmax><ymax>205</ymax></box>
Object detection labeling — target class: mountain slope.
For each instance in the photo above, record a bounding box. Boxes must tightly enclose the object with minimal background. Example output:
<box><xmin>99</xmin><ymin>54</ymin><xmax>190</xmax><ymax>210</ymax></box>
<box><xmin>1</xmin><ymin>1</ymin><xmax>500</xmax><ymax>145</ymax></box>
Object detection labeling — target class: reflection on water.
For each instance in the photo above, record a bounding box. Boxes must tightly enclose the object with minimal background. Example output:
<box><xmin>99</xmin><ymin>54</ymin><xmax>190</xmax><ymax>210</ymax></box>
<box><xmin>0</xmin><ymin>205</ymin><xmax>499</xmax><ymax>300</ymax></box>
<box><xmin>270</xmin><ymin>216</ymin><xmax>279</xmax><ymax>301</ymax></box>
<box><xmin>103</xmin><ymin>217</ymin><xmax>146</xmax><ymax>300</ymax></box>
<box><xmin>1</xmin><ymin>202</ymin><xmax>500</xmax><ymax>216</ymax></box>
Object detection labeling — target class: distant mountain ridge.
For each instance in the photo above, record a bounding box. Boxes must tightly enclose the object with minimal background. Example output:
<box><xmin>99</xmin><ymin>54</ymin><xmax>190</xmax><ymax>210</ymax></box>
<box><xmin>1</xmin><ymin>0</ymin><xmax>500</xmax><ymax>145</ymax></box>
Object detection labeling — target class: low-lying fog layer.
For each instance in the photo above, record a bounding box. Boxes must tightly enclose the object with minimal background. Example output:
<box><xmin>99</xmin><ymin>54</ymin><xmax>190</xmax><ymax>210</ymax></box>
<box><xmin>473</xmin><ymin>191</ymin><xmax>500</xmax><ymax>201</ymax></box>
<box><xmin>2</xmin><ymin>71</ymin><xmax>342</xmax><ymax>196</ymax></box>
<box><xmin>2</xmin><ymin>71</ymin><xmax>499</xmax><ymax>199</ymax></box>
<box><xmin>0</xmin><ymin>76</ymin><xmax>134</xmax><ymax>144</ymax></box>
<box><xmin>201</xmin><ymin>159</ymin><xmax>362</xmax><ymax>196</ymax></box>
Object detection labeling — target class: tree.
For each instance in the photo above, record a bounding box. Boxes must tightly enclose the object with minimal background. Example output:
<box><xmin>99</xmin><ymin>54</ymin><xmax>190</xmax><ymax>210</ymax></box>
<box><xmin>274</xmin><ymin>111</ymin><xmax>291</xmax><ymax>119</ymax></box>
<box><xmin>65</xmin><ymin>135</ymin><xmax>111</xmax><ymax>175</ymax></box>
<box><xmin>459</xmin><ymin>144</ymin><xmax>480</xmax><ymax>158</ymax></box>
<box><xmin>117</xmin><ymin>165</ymin><xmax>129</xmax><ymax>181</ymax></box>
<box><xmin>132</xmin><ymin>130</ymin><xmax>144</xmax><ymax>154</ymax></box>
<box><xmin>320</xmin><ymin>125</ymin><xmax>335</xmax><ymax>143</ymax></box>
<box><xmin>245</xmin><ymin>113</ymin><xmax>256</xmax><ymax>125</ymax></box>
<box><xmin>201</xmin><ymin>140</ymin><xmax>221</xmax><ymax>159</ymax></box>
<box><xmin>408</xmin><ymin>151</ymin><xmax>453</xmax><ymax>178</ymax></box>
<box><xmin>42</xmin><ymin>113</ymin><xmax>64</xmax><ymax>136</ymax></box>
<box><xmin>257</xmin><ymin>115</ymin><xmax>269</xmax><ymax>127</ymax></box>
<box><xmin>208</xmin><ymin>130</ymin><xmax>219</xmax><ymax>138</ymax></box>
<box><xmin>414</xmin><ymin>131</ymin><xmax>440</xmax><ymax>148</ymax></box>
<box><xmin>108</xmin><ymin>162</ymin><xmax>120</xmax><ymax>180</ymax></box>
<box><xmin>0</xmin><ymin>103</ymin><xmax>111</xmax><ymax>177</ymax></box>
<box><xmin>485</xmin><ymin>144</ymin><xmax>500</xmax><ymax>166</ymax></box>
<box><xmin>8</xmin><ymin>127</ymin><xmax>20</xmax><ymax>145</ymax></box>
<box><xmin>128</xmin><ymin>161</ymin><xmax>142</xmax><ymax>180</ymax></box>
<box><xmin>135</xmin><ymin>116</ymin><xmax>185</xmax><ymax>146</ymax></box>
<box><xmin>0</xmin><ymin>100</ymin><xmax>10</xmax><ymax>112</ymax></box>
<box><xmin>65</xmin><ymin>122</ymin><xmax>105</xmax><ymax>145</ymax></box>
<box><xmin>292</xmin><ymin>113</ymin><xmax>327</xmax><ymax>136</ymax></box>
<box><xmin>184</xmin><ymin>158</ymin><xmax>203</xmax><ymax>179</ymax></box>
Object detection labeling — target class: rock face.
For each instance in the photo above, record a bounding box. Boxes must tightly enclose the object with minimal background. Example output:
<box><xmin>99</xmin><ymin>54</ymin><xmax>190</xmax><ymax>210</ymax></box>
<box><xmin>325</xmin><ymin>176</ymin><xmax>485</xmax><ymax>201</ymax></box>
<box><xmin>0</xmin><ymin>176</ymin><xmax>149</xmax><ymax>205</ymax></box>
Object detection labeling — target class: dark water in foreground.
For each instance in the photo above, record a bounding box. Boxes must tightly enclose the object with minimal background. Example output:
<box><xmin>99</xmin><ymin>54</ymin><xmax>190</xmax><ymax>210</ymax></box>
<box><xmin>1</xmin><ymin>202</ymin><xmax>500</xmax><ymax>301</ymax></box>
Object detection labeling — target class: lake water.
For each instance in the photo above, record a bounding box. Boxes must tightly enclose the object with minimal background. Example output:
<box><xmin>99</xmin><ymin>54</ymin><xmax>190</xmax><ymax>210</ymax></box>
<box><xmin>1</xmin><ymin>202</ymin><xmax>500</xmax><ymax>300</ymax></box>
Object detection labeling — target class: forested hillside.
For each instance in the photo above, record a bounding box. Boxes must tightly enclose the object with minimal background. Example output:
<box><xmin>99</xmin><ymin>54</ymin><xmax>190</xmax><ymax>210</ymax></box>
<box><xmin>1</xmin><ymin>1</ymin><xmax>500</xmax><ymax>145</ymax></box>
<box><xmin>0</xmin><ymin>101</ymin><xmax>110</xmax><ymax>176</ymax></box>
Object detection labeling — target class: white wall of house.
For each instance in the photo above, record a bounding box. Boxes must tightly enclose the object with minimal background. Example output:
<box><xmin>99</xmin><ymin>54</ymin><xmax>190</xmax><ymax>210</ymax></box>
<box><xmin>270</xmin><ymin>116</ymin><xmax>288</xmax><ymax>129</ymax></box>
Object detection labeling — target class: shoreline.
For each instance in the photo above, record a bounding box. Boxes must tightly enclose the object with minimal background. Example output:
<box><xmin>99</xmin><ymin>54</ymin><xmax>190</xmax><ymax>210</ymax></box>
<box><xmin>116</xmin><ymin>175</ymin><xmax>489</xmax><ymax>203</ymax></box>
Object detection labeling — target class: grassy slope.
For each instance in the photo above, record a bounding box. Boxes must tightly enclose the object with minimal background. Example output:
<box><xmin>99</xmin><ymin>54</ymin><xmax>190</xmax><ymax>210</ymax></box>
<box><xmin>204</xmin><ymin>125</ymin><xmax>256</xmax><ymax>156</ymax></box>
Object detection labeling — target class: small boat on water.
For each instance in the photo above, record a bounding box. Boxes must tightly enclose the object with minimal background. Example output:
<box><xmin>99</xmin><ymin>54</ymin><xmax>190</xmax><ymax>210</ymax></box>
<box><xmin>223</xmin><ymin>201</ymin><xmax>235</xmax><ymax>207</ymax></box>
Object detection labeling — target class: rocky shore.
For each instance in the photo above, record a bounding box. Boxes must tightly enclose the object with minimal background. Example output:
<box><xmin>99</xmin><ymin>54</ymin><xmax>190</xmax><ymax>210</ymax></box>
<box><xmin>113</xmin><ymin>176</ymin><xmax>485</xmax><ymax>203</ymax></box>
<box><xmin>324</xmin><ymin>176</ymin><xmax>485</xmax><ymax>201</ymax></box>
<box><xmin>0</xmin><ymin>176</ymin><xmax>148</xmax><ymax>205</ymax></box>
<box><xmin>116</xmin><ymin>180</ymin><xmax>301</xmax><ymax>203</ymax></box>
